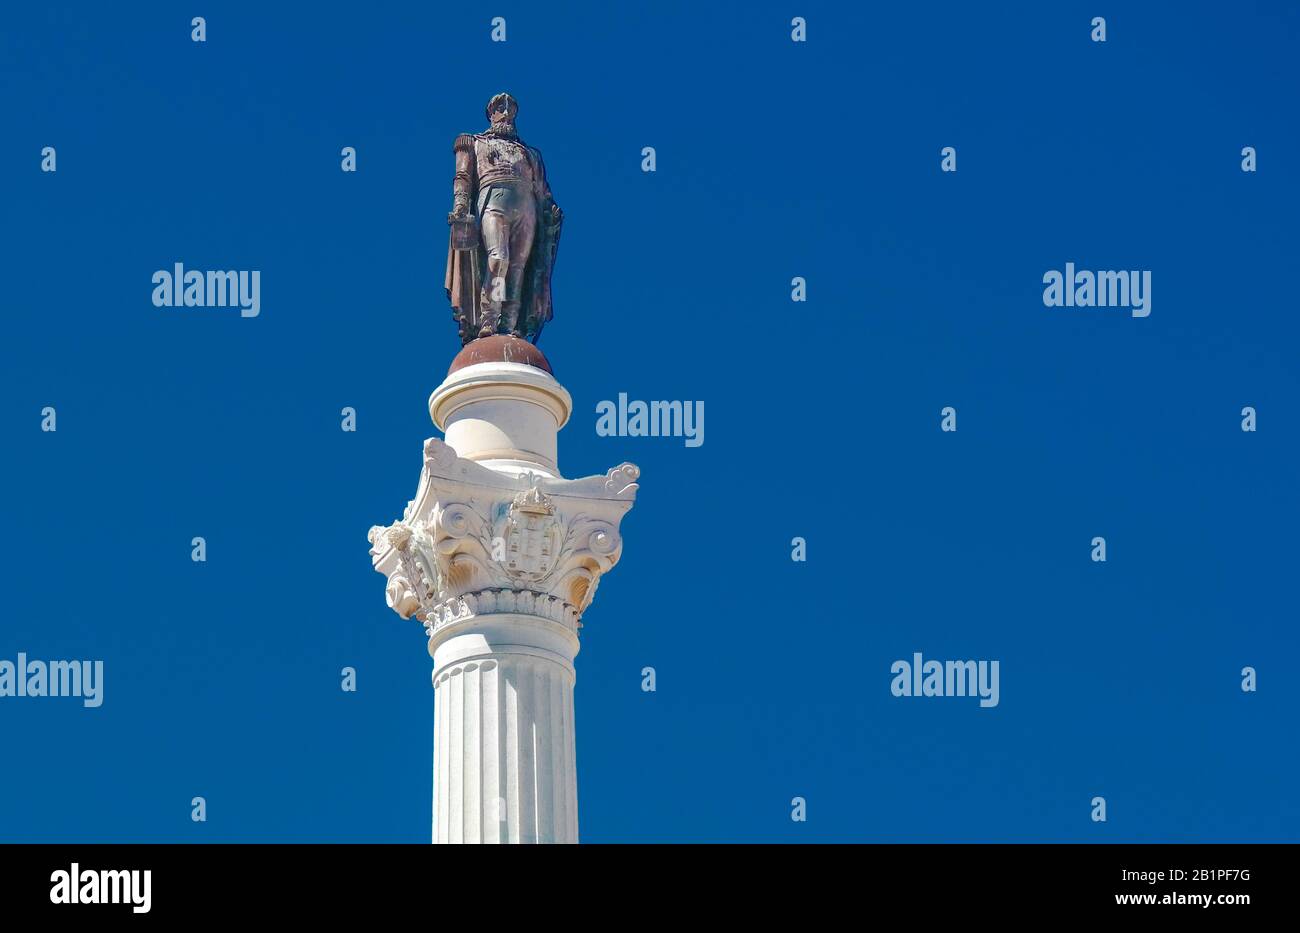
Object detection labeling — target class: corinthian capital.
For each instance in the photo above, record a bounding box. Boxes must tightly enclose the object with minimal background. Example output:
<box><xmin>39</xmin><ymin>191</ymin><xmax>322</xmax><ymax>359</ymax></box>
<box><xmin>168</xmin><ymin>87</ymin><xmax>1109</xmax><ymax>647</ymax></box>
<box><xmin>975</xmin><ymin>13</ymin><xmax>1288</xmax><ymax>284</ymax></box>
<box><xmin>369</xmin><ymin>438</ymin><xmax>639</xmax><ymax>642</ymax></box>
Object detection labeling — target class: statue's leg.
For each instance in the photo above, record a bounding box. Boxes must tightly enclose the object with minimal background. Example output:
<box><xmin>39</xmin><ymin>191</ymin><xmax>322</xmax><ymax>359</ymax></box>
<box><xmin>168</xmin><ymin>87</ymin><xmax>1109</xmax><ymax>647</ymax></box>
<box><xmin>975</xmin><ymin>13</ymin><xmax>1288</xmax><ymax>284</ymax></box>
<box><xmin>478</xmin><ymin>192</ymin><xmax>511</xmax><ymax>338</ymax></box>
<box><xmin>502</xmin><ymin>196</ymin><xmax>537</xmax><ymax>337</ymax></box>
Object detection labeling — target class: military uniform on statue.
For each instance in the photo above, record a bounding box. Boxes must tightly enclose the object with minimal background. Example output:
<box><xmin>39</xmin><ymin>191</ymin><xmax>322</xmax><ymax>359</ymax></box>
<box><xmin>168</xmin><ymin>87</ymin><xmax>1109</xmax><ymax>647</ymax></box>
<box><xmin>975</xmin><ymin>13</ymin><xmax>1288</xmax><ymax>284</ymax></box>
<box><xmin>444</xmin><ymin>92</ymin><xmax>563</xmax><ymax>346</ymax></box>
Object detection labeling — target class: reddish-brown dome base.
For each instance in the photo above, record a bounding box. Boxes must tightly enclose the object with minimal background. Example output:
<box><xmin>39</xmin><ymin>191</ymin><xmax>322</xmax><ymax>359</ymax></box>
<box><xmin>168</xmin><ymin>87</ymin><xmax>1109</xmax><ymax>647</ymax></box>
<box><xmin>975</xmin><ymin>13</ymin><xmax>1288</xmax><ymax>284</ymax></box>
<box><xmin>447</xmin><ymin>335</ymin><xmax>552</xmax><ymax>375</ymax></box>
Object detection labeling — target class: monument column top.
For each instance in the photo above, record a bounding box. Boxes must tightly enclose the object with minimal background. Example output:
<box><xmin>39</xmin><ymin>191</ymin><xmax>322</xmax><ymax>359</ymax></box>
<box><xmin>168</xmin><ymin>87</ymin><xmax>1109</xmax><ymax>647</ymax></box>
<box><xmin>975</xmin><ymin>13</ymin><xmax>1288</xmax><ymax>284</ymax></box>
<box><xmin>428</xmin><ymin>359</ymin><xmax>572</xmax><ymax>476</ymax></box>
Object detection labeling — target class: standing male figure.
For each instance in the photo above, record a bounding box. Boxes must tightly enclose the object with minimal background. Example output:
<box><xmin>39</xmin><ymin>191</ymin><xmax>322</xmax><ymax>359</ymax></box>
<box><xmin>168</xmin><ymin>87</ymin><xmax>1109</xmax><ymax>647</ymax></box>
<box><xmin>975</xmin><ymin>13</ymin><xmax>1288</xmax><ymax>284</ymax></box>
<box><xmin>445</xmin><ymin>93</ymin><xmax>563</xmax><ymax>345</ymax></box>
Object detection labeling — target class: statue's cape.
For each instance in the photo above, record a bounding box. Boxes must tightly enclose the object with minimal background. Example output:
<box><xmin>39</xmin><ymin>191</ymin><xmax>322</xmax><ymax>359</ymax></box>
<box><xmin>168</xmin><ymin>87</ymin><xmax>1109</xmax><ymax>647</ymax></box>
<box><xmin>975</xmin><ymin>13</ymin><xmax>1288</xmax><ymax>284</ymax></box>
<box><xmin>526</xmin><ymin>200</ymin><xmax>560</xmax><ymax>342</ymax></box>
<box><xmin>445</xmin><ymin>235</ymin><xmax>483</xmax><ymax>344</ymax></box>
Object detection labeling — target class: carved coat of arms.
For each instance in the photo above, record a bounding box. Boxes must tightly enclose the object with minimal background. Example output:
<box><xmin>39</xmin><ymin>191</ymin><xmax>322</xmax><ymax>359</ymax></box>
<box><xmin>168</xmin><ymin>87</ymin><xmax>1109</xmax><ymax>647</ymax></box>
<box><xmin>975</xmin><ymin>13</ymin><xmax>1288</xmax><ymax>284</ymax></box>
<box><xmin>502</xmin><ymin>484</ymin><xmax>561</xmax><ymax>582</ymax></box>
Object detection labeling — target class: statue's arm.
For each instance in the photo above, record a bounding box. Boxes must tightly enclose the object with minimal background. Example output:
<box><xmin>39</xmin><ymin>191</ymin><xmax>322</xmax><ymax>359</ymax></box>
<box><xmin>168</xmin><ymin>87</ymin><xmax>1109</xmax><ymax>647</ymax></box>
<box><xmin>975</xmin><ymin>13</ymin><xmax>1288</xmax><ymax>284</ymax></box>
<box><xmin>451</xmin><ymin>134</ymin><xmax>476</xmax><ymax>218</ymax></box>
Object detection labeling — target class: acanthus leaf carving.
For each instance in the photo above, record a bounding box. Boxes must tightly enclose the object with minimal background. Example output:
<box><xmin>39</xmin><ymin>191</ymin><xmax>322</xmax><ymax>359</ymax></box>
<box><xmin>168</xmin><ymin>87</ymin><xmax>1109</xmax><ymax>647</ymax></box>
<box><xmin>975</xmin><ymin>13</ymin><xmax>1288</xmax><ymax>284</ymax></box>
<box><xmin>371</xmin><ymin>438</ymin><xmax>638</xmax><ymax>634</ymax></box>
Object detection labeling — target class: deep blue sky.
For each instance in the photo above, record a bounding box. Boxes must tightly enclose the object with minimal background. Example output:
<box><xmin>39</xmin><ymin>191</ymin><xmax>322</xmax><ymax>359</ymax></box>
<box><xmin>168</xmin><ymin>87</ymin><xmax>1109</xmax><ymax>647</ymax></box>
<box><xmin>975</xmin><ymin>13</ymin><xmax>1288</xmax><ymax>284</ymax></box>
<box><xmin>2</xmin><ymin>2</ymin><xmax>1296</xmax><ymax>842</ymax></box>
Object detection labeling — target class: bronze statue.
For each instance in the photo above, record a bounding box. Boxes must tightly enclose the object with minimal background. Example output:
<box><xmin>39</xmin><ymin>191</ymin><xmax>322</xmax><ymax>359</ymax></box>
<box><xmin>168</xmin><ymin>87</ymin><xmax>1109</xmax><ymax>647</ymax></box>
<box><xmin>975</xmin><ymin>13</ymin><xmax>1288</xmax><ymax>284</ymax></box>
<box><xmin>445</xmin><ymin>93</ymin><xmax>563</xmax><ymax>346</ymax></box>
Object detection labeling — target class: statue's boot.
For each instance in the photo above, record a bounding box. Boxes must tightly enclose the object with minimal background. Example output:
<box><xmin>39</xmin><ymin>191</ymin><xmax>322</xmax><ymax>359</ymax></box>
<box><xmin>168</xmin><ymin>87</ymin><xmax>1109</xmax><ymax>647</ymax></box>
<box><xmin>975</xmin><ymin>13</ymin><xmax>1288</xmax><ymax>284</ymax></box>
<box><xmin>477</xmin><ymin>298</ymin><xmax>500</xmax><ymax>338</ymax></box>
<box><xmin>501</xmin><ymin>300</ymin><xmax>523</xmax><ymax>338</ymax></box>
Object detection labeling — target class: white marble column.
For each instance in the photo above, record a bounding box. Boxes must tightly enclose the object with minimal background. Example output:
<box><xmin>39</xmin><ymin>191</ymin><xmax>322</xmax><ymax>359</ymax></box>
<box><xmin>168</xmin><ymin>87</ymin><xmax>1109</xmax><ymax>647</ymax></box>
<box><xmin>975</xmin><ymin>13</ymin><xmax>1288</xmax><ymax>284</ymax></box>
<box><xmin>369</xmin><ymin>348</ymin><xmax>638</xmax><ymax>844</ymax></box>
<box><xmin>432</xmin><ymin>624</ymin><xmax>578</xmax><ymax>844</ymax></box>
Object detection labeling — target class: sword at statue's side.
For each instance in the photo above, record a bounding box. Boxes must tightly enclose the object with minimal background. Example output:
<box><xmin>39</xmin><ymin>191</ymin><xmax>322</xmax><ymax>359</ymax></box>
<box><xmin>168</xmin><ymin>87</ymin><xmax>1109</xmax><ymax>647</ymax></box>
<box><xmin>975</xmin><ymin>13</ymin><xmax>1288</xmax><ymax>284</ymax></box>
<box><xmin>448</xmin><ymin>210</ymin><xmax>481</xmax><ymax>341</ymax></box>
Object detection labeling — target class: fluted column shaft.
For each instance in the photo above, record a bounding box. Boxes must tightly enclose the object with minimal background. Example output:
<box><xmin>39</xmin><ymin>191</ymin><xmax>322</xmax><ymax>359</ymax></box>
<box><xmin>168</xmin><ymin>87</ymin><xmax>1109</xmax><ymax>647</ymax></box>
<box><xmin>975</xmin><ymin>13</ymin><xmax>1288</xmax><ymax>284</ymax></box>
<box><xmin>430</xmin><ymin>614</ymin><xmax>579</xmax><ymax>844</ymax></box>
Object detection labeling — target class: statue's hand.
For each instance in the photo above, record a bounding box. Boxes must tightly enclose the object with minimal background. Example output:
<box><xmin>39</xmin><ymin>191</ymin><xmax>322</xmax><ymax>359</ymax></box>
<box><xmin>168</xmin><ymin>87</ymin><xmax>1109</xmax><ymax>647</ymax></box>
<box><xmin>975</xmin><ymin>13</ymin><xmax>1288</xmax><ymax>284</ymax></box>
<box><xmin>450</xmin><ymin>202</ymin><xmax>470</xmax><ymax>221</ymax></box>
<box><xmin>549</xmin><ymin>203</ymin><xmax>563</xmax><ymax>224</ymax></box>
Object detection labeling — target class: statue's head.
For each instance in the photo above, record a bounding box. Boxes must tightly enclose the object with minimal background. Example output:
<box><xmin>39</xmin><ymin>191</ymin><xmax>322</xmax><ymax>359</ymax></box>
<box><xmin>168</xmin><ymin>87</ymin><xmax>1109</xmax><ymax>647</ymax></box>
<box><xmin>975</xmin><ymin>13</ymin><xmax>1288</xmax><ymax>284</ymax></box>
<box><xmin>484</xmin><ymin>93</ymin><xmax>519</xmax><ymax>138</ymax></box>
